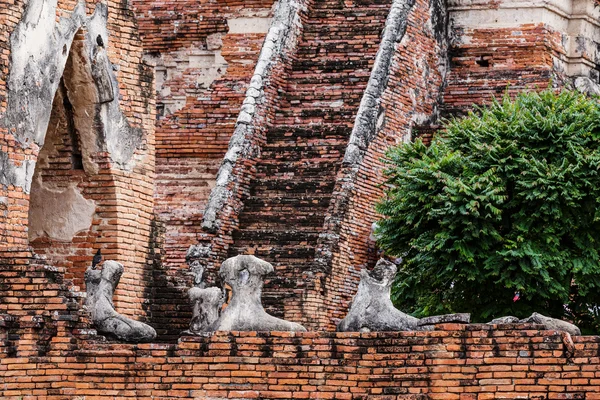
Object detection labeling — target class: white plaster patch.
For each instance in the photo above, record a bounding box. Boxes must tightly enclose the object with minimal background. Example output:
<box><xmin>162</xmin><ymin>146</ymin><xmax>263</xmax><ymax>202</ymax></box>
<box><xmin>146</xmin><ymin>48</ymin><xmax>229</xmax><ymax>117</ymax></box>
<box><xmin>3</xmin><ymin>0</ymin><xmax>144</xmax><ymax>189</ymax></box>
<box><xmin>6</xmin><ymin>0</ymin><xmax>85</xmax><ymax>148</ymax></box>
<box><xmin>28</xmin><ymin>181</ymin><xmax>96</xmax><ymax>242</ymax></box>
<box><xmin>228</xmin><ymin>17</ymin><xmax>272</xmax><ymax>34</ymax></box>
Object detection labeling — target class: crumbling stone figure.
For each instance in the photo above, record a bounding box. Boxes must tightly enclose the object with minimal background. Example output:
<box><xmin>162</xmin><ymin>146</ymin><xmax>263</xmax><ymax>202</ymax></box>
<box><xmin>185</xmin><ymin>260</ymin><xmax>224</xmax><ymax>335</ymax></box>
<box><xmin>337</xmin><ymin>258</ymin><xmax>420</xmax><ymax>332</ymax></box>
<box><xmin>489</xmin><ymin>312</ymin><xmax>581</xmax><ymax>336</ymax></box>
<box><xmin>211</xmin><ymin>255</ymin><xmax>306</xmax><ymax>332</ymax></box>
<box><xmin>85</xmin><ymin>260</ymin><xmax>156</xmax><ymax>342</ymax></box>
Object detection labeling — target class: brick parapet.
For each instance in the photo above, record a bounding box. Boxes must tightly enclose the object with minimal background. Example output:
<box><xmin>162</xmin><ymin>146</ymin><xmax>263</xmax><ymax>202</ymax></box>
<box><xmin>2</xmin><ymin>326</ymin><xmax>600</xmax><ymax>398</ymax></box>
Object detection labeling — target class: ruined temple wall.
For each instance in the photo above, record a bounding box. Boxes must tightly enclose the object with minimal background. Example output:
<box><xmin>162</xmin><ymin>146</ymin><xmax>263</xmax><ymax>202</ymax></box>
<box><xmin>314</xmin><ymin>0</ymin><xmax>449</xmax><ymax>330</ymax></box>
<box><xmin>443</xmin><ymin>0</ymin><xmax>600</xmax><ymax>113</ymax></box>
<box><xmin>1</xmin><ymin>325</ymin><xmax>600</xmax><ymax>399</ymax></box>
<box><xmin>130</xmin><ymin>0</ymin><xmax>285</xmax><ymax>339</ymax></box>
<box><xmin>132</xmin><ymin>0</ymin><xmax>276</xmax><ymax>273</ymax></box>
<box><xmin>0</xmin><ymin>0</ymin><xmax>155</xmax><ymax>319</ymax></box>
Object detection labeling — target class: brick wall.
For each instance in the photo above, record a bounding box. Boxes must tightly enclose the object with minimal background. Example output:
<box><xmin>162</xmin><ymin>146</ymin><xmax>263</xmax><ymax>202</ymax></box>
<box><xmin>443</xmin><ymin>24</ymin><xmax>564</xmax><ymax>115</ymax></box>
<box><xmin>131</xmin><ymin>0</ymin><xmax>276</xmax><ymax>340</ymax></box>
<box><xmin>0</xmin><ymin>0</ymin><xmax>155</xmax><ymax>320</ymax></box>
<box><xmin>194</xmin><ymin>0</ymin><xmax>424</xmax><ymax>331</ymax></box>
<box><xmin>184</xmin><ymin>0</ymin><xmax>310</xmax><ymax>329</ymax></box>
<box><xmin>150</xmin><ymin>28</ymin><xmax>268</xmax><ymax>269</ymax></box>
<box><xmin>311</xmin><ymin>0</ymin><xmax>448</xmax><ymax>330</ymax></box>
<box><xmin>2</xmin><ymin>323</ymin><xmax>600</xmax><ymax>399</ymax></box>
<box><xmin>443</xmin><ymin>0</ymin><xmax>600</xmax><ymax>115</ymax></box>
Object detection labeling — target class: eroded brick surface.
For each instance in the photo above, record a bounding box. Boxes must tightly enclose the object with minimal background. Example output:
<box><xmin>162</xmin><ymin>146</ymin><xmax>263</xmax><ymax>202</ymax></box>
<box><xmin>130</xmin><ymin>0</ymin><xmax>276</xmax><ymax>339</ymax></box>
<box><xmin>2</xmin><ymin>0</ymin><xmax>600</xmax><ymax>397</ymax></box>
<box><xmin>226</xmin><ymin>0</ymin><xmax>395</xmax><ymax>327</ymax></box>
<box><xmin>0</xmin><ymin>0</ymin><xmax>155</xmax><ymax>320</ymax></box>
<box><xmin>443</xmin><ymin>24</ymin><xmax>565</xmax><ymax>115</ymax></box>
<box><xmin>319</xmin><ymin>0</ymin><xmax>448</xmax><ymax>330</ymax></box>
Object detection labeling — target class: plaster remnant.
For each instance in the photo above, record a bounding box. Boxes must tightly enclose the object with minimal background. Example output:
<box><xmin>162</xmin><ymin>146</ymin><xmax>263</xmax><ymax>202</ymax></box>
<box><xmin>574</xmin><ymin>76</ymin><xmax>600</xmax><ymax>96</ymax></box>
<box><xmin>28</xmin><ymin>180</ymin><xmax>96</xmax><ymax>242</ymax></box>
<box><xmin>144</xmin><ymin>48</ymin><xmax>228</xmax><ymax>117</ymax></box>
<box><xmin>1</xmin><ymin>0</ymin><xmax>144</xmax><ymax>192</ymax></box>
<box><xmin>228</xmin><ymin>17</ymin><xmax>273</xmax><ymax>34</ymax></box>
<box><xmin>85</xmin><ymin>4</ymin><xmax>143</xmax><ymax>168</ymax></box>
<box><xmin>0</xmin><ymin>153</ymin><xmax>35</xmax><ymax>192</ymax></box>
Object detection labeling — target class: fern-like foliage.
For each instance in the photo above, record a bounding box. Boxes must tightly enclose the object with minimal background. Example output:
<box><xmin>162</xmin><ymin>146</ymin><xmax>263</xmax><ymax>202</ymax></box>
<box><xmin>376</xmin><ymin>89</ymin><xmax>600</xmax><ymax>333</ymax></box>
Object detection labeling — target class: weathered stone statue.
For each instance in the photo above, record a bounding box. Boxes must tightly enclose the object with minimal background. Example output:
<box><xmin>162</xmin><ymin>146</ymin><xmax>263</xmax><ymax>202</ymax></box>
<box><xmin>489</xmin><ymin>312</ymin><xmax>581</xmax><ymax>336</ymax></box>
<box><xmin>85</xmin><ymin>260</ymin><xmax>156</xmax><ymax>342</ymax></box>
<box><xmin>338</xmin><ymin>258</ymin><xmax>421</xmax><ymax>332</ymax></box>
<box><xmin>185</xmin><ymin>260</ymin><xmax>224</xmax><ymax>335</ymax></box>
<box><xmin>210</xmin><ymin>255</ymin><xmax>306</xmax><ymax>332</ymax></box>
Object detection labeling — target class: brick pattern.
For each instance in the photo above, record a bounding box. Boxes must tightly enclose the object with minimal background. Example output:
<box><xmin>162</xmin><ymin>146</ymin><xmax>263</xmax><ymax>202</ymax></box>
<box><xmin>132</xmin><ymin>0</ymin><xmax>274</xmax><ymax>54</ymax></box>
<box><xmin>318</xmin><ymin>0</ymin><xmax>448</xmax><ymax>330</ymax></box>
<box><xmin>226</xmin><ymin>0</ymin><xmax>394</xmax><ymax>327</ymax></box>
<box><xmin>151</xmin><ymin>31</ymin><xmax>267</xmax><ymax>279</ymax></box>
<box><xmin>2</xmin><ymin>324</ymin><xmax>600</xmax><ymax>399</ymax></box>
<box><xmin>0</xmin><ymin>0</ymin><xmax>156</xmax><ymax>320</ymax></box>
<box><xmin>132</xmin><ymin>0</ymin><xmax>275</xmax><ymax>340</ymax></box>
<box><xmin>153</xmin><ymin>32</ymin><xmax>267</xmax><ymax>158</ymax></box>
<box><xmin>443</xmin><ymin>24</ymin><xmax>566</xmax><ymax>115</ymax></box>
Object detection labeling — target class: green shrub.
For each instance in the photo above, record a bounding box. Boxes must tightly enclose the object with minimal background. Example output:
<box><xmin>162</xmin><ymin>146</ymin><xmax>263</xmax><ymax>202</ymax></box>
<box><xmin>376</xmin><ymin>89</ymin><xmax>600</xmax><ymax>333</ymax></box>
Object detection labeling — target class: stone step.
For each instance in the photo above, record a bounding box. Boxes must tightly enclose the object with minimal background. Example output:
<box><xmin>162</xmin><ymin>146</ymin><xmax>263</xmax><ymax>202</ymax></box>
<box><xmin>291</xmin><ymin>58</ymin><xmax>373</xmax><ymax>73</ymax></box>
<box><xmin>275</xmin><ymin>106</ymin><xmax>358</xmax><ymax>121</ymax></box>
<box><xmin>233</xmin><ymin>228</ymin><xmax>322</xmax><ymax>242</ymax></box>
<box><xmin>229</xmin><ymin>244</ymin><xmax>318</xmax><ymax>262</ymax></box>
<box><xmin>254</xmin><ymin>162</ymin><xmax>342</xmax><ymax>179</ymax></box>
<box><xmin>244</xmin><ymin>192</ymin><xmax>332</xmax><ymax>209</ymax></box>
<box><xmin>262</xmin><ymin>136</ymin><xmax>348</xmax><ymax>152</ymax></box>
<box><xmin>308</xmin><ymin>7</ymin><xmax>390</xmax><ymax>20</ymax></box>
<box><xmin>266</xmin><ymin>124</ymin><xmax>351</xmax><ymax>144</ymax></box>
<box><xmin>251</xmin><ymin>175</ymin><xmax>337</xmax><ymax>193</ymax></box>
<box><xmin>259</xmin><ymin>143</ymin><xmax>347</xmax><ymax>162</ymax></box>
<box><xmin>238</xmin><ymin>207</ymin><xmax>329</xmax><ymax>225</ymax></box>
<box><xmin>282</xmin><ymin>86</ymin><xmax>366</xmax><ymax>104</ymax></box>
<box><xmin>297</xmin><ymin>40</ymin><xmax>382</xmax><ymax>57</ymax></box>
<box><xmin>284</xmin><ymin>71</ymin><xmax>371</xmax><ymax>85</ymax></box>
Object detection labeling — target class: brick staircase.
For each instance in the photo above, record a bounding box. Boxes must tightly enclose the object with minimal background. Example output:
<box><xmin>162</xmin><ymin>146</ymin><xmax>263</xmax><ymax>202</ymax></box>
<box><xmin>228</xmin><ymin>0</ymin><xmax>392</xmax><ymax>319</ymax></box>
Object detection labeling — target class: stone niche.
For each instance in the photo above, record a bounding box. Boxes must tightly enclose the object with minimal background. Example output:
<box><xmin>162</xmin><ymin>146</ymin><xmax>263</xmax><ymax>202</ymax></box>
<box><xmin>27</xmin><ymin>30</ymin><xmax>102</xmax><ymax>286</ymax></box>
<box><xmin>1</xmin><ymin>0</ymin><xmax>154</xmax><ymax>316</ymax></box>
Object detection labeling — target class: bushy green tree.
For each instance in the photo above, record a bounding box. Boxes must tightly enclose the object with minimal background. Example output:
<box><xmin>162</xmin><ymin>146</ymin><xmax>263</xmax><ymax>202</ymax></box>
<box><xmin>376</xmin><ymin>89</ymin><xmax>600</xmax><ymax>333</ymax></box>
